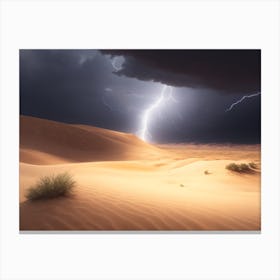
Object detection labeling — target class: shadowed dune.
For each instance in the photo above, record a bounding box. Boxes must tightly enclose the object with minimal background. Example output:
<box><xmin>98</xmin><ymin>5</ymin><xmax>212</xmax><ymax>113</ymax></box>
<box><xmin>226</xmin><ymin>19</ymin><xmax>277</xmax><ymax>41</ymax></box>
<box><xmin>20</xmin><ymin>116</ymin><xmax>161</xmax><ymax>164</ymax></box>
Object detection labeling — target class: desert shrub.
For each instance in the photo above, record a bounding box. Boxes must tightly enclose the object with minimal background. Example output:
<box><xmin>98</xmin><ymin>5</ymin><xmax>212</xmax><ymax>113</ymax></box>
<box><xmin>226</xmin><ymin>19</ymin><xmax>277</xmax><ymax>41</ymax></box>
<box><xmin>204</xmin><ymin>170</ymin><xmax>210</xmax><ymax>175</ymax></box>
<box><xmin>226</xmin><ymin>163</ymin><xmax>251</xmax><ymax>173</ymax></box>
<box><xmin>248</xmin><ymin>162</ymin><xmax>258</xmax><ymax>169</ymax></box>
<box><xmin>25</xmin><ymin>172</ymin><xmax>76</xmax><ymax>201</ymax></box>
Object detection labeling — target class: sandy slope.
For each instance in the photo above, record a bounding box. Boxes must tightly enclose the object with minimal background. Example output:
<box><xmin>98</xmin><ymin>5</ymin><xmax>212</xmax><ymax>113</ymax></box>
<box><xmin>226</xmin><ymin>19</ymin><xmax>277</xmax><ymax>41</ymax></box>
<box><xmin>20</xmin><ymin>116</ymin><xmax>261</xmax><ymax>230</ymax></box>
<box><xmin>20</xmin><ymin>116</ymin><xmax>162</xmax><ymax>164</ymax></box>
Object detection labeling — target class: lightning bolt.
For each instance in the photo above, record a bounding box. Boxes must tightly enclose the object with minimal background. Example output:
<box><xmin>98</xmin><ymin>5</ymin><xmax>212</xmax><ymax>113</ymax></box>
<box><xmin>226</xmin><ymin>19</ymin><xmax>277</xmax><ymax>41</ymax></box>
<box><xmin>138</xmin><ymin>85</ymin><xmax>175</xmax><ymax>142</ymax></box>
<box><xmin>108</xmin><ymin>56</ymin><xmax>177</xmax><ymax>142</ymax></box>
<box><xmin>225</xmin><ymin>92</ymin><xmax>261</xmax><ymax>112</ymax></box>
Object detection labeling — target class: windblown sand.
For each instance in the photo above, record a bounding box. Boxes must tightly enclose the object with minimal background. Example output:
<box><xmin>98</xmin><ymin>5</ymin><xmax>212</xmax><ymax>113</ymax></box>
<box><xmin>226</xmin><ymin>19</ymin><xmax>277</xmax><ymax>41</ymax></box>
<box><xmin>20</xmin><ymin>116</ymin><xmax>261</xmax><ymax>230</ymax></box>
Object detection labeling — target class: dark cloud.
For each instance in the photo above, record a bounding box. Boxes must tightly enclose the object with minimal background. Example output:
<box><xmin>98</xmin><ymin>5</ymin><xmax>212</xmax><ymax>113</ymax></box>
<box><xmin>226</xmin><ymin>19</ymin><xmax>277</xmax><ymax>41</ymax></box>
<box><xmin>20</xmin><ymin>50</ymin><xmax>161</xmax><ymax>132</ymax></box>
<box><xmin>20</xmin><ymin>50</ymin><xmax>261</xmax><ymax>144</ymax></box>
<box><xmin>101</xmin><ymin>50</ymin><xmax>261</xmax><ymax>94</ymax></box>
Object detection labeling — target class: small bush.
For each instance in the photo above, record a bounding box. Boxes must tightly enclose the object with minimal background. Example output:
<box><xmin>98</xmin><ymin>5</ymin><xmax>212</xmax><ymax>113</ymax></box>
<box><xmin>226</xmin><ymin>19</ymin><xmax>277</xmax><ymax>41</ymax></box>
<box><xmin>226</xmin><ymin>163</ymin><xmax>251</xmax><ymax>173</ymax></box>
<box><xmin>25</xmin><ymin>172</ymin><xmax>76</xmax><ymax>201</ymax></box>
<box><xmin>204</xmin><ymin>170</ymin><xmax>210</xmax><ymax>175</ymax></box>
<box><xmin>248</xmin><ymin>162</ymin><xmax>258</xmax><ymax>169</ymax></box>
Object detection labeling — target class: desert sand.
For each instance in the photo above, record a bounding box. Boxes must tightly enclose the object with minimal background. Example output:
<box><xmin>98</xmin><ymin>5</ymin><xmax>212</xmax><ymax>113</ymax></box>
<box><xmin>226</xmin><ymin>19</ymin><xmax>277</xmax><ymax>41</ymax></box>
<box><xmin>20</xmin><ymin>116</ymin><xmax>261</xmax><ymax>230</ymax></box>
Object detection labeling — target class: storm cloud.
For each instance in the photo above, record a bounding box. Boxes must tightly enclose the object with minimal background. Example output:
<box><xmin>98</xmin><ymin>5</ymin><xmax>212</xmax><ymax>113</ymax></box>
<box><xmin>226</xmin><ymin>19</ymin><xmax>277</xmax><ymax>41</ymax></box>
<box><xmin>20</xmin><ymin>50</ymin><xmax>156</xmax><ymax>132</ymax></box>
<box><xmin>20</xmin><ymin>49</ymin><xmax>261</xmax><ymax>144</ymax></box>
<box><xmin>102</xmin><ymin>50</ymin><xmax>261</xmax><ymax>94</ymax></box>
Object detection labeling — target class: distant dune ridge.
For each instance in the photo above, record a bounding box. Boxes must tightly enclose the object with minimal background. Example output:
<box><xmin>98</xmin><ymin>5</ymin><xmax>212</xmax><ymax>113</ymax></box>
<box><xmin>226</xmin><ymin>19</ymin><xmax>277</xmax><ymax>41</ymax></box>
<box><xmin>20</xmin><ymin>115</ymin><xmax>261</xmax><ymax>231</ymax></box>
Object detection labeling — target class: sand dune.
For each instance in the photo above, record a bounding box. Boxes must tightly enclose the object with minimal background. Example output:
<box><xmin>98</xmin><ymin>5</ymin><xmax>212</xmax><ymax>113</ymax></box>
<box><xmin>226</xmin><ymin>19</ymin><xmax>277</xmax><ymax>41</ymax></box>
<box><xmin>20</xmin><ymin>115</ymin><xmax>161</xmax><ymax>164</ymax></box>
<box><xmin>19</xmin><ymin>116</ymin><xmax>261</xmax><ymax>231</ymax></box>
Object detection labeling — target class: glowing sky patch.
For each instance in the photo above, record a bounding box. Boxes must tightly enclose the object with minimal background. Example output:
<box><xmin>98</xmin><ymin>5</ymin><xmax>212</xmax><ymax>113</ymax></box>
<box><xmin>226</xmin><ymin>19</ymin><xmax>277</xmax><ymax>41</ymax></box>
<box><xmin>111</xmin><ymin>56</ymin><xmax>125</xmax><ymax>71</ymax></box>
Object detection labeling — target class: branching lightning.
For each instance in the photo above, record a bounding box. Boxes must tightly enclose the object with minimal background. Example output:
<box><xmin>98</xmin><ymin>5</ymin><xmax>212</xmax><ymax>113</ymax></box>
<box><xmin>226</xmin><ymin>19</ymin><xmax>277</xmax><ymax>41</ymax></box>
<box><xmin>138</xmin><ymin>85</ymin><xmax>176</xmax><ymax>142</ymax></box>
<box><xmin>225</xmin><ymin>92</ymin><xmax>261</xmax><ymax>112</ymax></box>
<box><xmin>108</xmin><ymin>56</ymin><xmax>177</xmax><ymax>142</ymax></box>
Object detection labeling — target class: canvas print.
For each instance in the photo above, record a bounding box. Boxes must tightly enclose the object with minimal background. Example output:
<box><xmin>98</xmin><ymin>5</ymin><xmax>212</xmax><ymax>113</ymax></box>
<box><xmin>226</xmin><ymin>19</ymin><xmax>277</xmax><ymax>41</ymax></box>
<box><xmin>20</xmin><ymin>50</ymin><xmax>261</xmax><ymax>231</ymax></box>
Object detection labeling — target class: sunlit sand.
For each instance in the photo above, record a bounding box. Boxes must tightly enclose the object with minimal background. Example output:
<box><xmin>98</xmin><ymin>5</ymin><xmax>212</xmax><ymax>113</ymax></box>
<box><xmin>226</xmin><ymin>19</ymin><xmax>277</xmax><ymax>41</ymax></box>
<box><xmin>20</xmin><ymin>116</ymin><xmax>261</xmax><ymax>230</ymax></box>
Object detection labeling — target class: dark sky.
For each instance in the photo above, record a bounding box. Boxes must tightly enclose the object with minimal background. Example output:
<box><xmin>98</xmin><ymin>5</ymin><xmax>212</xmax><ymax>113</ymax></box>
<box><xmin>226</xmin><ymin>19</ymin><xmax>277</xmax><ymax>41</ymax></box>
<box><xmin>20</xmin><ymin>49</ymin><xmax>261</xmax><ymax>144</ymax></box>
